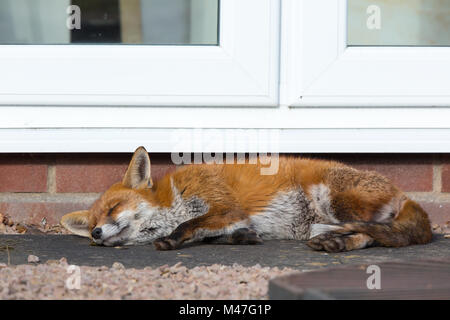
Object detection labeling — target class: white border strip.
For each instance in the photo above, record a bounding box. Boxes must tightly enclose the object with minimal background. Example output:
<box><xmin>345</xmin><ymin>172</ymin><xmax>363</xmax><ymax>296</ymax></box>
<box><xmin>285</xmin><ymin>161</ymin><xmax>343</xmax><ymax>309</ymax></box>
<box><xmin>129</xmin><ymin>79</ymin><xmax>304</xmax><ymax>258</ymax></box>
<box><xmin>1</xmin><ymin>128</ymin><xmax>449</xmax><ymax>153</ymax></box>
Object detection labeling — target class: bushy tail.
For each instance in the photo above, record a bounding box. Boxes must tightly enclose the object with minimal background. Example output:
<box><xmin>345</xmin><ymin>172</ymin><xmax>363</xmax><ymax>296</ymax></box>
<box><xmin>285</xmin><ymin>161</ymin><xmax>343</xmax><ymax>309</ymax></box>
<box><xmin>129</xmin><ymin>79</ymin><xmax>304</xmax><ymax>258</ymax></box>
<box><xmin>310</xmin><ymin>199</ymin><xmax>433</xmax><ymax>249</ymax></box>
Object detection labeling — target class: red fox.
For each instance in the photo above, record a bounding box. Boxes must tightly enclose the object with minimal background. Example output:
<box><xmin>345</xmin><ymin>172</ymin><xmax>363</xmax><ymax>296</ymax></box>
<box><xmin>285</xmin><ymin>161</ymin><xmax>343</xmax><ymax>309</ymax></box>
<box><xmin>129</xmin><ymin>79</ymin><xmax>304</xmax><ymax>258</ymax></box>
<box><xmin>61</xmin><ymin>147</ymin><xmax>433</xmax><ymax>252</ymax></box>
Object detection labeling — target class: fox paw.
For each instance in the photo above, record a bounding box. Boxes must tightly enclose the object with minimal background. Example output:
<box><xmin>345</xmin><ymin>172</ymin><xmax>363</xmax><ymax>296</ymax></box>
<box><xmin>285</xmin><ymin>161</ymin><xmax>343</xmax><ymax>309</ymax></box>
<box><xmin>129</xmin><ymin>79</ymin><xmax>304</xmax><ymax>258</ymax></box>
<box><xmin>307</xmin><ymin>233</ymin><xmax>347</xmax><ymax>253</ymax></box>
<box><xmin>231</xmin><ymin>228</ymin><xmax>263</xmax><ymax>245</ymax></box>
<box><xmin>153</xmin><ymin>236</ymin><xmax>181</xmax><ymax>250</ymax></box>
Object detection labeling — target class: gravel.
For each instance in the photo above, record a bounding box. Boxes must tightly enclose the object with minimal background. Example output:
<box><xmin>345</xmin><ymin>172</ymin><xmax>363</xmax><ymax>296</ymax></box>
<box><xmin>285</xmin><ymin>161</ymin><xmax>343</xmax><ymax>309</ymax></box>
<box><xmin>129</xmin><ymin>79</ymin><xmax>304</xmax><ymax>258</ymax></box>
<box><xmin>27</xmin><ymin>255</ymin><xmax>40</xmax><ymax>263</ymax></box>
<box><xmin>0</xmin><ymin>213</ymin><xmax>70</xmax><ymax>235</ymax></box>
<box><xmin>0</xmin><ymin>258</ymin><xmax>297</xmax><ymax>300</ymax></box>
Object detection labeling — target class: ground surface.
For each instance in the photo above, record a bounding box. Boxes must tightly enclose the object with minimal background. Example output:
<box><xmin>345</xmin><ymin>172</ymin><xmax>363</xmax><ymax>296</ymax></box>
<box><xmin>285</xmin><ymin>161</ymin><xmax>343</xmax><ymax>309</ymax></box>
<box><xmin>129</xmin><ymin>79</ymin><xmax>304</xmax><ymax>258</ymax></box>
<box><xmin>0</xmin><ymin>235</ymin><xmax>449</xmax><ymax>299</ymax></box>
<box><xmin>1</xmin><ymin>234</ymin><xmax>449</xmax><ymax>269</ymax></box>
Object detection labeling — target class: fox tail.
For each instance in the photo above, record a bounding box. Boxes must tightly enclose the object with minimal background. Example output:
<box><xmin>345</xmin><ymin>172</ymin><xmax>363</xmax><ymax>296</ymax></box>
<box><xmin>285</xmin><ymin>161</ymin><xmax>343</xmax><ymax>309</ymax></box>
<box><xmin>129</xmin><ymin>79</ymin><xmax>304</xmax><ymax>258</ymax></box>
<box><xmin>308</xmin><ymin>199</ymin><xmax>433</xmax><ymax>252</ymax></box>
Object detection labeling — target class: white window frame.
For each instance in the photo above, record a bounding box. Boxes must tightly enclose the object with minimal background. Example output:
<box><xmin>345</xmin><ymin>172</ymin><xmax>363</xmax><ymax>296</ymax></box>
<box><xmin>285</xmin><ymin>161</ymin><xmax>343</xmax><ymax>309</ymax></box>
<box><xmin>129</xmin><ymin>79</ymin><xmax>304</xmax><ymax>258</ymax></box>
<box><xmin>0</xmin><ymin>0</ymin><xmax>280</xmax><ymax>107</ymax></box>
<box><xmin>276</xmin><ymin>0</ymin><xmax>450</xmax><ymax>153</ymax></box>
<box><xmin>282</xmin><ymin>0</ymin><xmax>450</xmax><ymax>108</ymax></box>
<box><xmin>1</xmin><ymin>0</ymin><xmax>450</xmax><ymax>153</ymax></box>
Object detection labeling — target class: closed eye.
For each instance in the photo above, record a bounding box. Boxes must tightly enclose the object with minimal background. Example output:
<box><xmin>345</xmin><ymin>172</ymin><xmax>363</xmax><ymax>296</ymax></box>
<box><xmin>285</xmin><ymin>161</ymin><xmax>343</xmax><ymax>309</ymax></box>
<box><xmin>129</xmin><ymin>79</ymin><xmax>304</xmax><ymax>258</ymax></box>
<box><xmin>107</xmin><ymin>203</ymin><xmax>120</xmax><ymax>216</ymax></box>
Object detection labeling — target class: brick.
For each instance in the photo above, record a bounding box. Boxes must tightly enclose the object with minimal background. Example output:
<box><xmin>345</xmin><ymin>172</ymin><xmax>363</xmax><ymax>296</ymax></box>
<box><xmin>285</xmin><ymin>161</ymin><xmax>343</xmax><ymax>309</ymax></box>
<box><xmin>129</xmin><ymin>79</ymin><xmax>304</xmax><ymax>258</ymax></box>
<box><xmin>304</xmin><ymin>154</ymin><xmax>434</xmax><ymax>192</ymax></box>
<box><xmin>442</xmin><ymin>164</ymin><xmax>450</xmax><ymax>193</ymax></box>
<box><xmin>55</xmin><ymin>153</ymin><xmax>175</xmax><ymax>193</ymax></box>
<box><xmin>0</xmin><ymin>201</ymin><xmax>95</xmax><ymax>225</ymax></box>
<box><xmin>56</xmin><ymin>163</ymin><xmax>128</xmax><ymax>193</ymax></box>
<box><xmin>0</xmin><ymin>155</ymin><xmax>47</xmax><ymax>192</ymax></box>
<box><xmin>419</xmin><ymin>202</ymin><xmax>450</xmax><ymax>226</ymax></box>
<box><xmin>351</xmin><ymin>163</ymin><xmax>433</xmax><ymax>192</ymax></box>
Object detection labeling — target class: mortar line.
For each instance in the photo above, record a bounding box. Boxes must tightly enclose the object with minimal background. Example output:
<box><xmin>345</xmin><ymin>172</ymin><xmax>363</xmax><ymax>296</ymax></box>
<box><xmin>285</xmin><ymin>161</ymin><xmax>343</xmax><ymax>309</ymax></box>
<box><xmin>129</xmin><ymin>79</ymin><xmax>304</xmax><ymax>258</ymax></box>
<box><xmin>406</xmin><ymin>192</ymin><xmax>450</xmax><ymax>203</ymax></box>
<box><xmin>2</xmin><ymin>191</ymin><xmax>449</xmax><ymax>203</ymax></box>
<box><xmin>47</xmin><ymin>165</ymin><xmax>57</xmax><ymax>194</ymax></box>
<box><xmin>432</xmin><ymin>156</ymin><xmax>443</xmax><ymax>193</ymax></box>
<box><xmin>0</xmin><ymin>192</ymin><xmax>100</xmax><ymax>203</ymax></box>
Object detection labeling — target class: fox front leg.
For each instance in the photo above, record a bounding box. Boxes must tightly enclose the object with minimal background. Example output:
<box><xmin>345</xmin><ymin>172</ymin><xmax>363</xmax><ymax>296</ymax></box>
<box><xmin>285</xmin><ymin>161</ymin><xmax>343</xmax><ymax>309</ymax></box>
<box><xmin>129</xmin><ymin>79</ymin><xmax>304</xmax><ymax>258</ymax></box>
<box><xmin>153</xmin><ymin>210</ymin><xmax>254</xmax><ymax>250</ymax></box>
<box><xmin>203</xmin><ymin>228</ymin><xmax>263</xmax><ymax>245</ymax></box>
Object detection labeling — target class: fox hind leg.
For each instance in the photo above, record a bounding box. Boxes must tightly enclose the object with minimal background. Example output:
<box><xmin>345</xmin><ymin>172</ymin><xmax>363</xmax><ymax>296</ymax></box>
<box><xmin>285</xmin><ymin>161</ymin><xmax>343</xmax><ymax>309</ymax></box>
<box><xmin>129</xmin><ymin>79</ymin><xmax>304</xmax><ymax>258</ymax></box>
<box><xmin>307</xmin><ymin>232</ymin><xmax>374</xmax><ymax>253</ymax></box>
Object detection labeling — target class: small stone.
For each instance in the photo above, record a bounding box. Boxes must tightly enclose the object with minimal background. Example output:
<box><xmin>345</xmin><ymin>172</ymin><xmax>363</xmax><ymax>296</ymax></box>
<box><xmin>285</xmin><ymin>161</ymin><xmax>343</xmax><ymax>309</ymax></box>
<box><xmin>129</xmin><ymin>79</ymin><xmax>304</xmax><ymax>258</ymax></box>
<box><xmin>112</xmin><ymin>262</ymin><xmax>125</xmax><ymax>270</ymax></box>
<box><xmin>15</xmin><ymin>224</ymin><xmax>27</xmax><ymax>234</ymax></box>
<box><xmin>27</xmin><ymin>255</ymin><xmax>40</xmax><ymax>263</ymax></box>
<box><xmin>1</xmin><ymin>214</ymin><xmax>13</xmax><ymax>227</ymax></box>
<box><xmin>0</xmin><ymin>263</ymin><xmax>7</xmax><ymax>268</ymax></box>
<box><xmin>6</xmin><ymin>217</ymin><xmax>14</xmax><ymax>227</ymax></box>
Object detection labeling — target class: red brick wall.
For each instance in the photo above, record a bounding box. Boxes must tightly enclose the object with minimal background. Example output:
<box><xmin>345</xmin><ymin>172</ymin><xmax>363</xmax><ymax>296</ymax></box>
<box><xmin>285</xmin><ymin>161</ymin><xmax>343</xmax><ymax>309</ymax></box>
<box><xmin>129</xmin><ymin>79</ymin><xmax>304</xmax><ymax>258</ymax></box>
<box><xmin>0</xmin><ymin>153</ymin><xmax>449</xmax><ymax>227</ymax></box>
<box><xmin>0</xmin><ymin>154</ymin><xmax>176</xmax><ymax>226</ymax></box>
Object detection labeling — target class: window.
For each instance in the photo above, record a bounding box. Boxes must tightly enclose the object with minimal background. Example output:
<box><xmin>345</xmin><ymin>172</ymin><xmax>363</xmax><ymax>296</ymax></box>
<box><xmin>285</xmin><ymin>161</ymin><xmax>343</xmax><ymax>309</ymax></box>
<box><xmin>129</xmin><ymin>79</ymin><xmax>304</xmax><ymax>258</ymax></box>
<box><xmin>1</xmin><ymin>0</ymin><xmax>449</xmax><ymax>153</ymax></box>
<box><xmin>0</xmin><ymin>0</ymin><xmax>219</xmax><ymax>45</ymax></box>
<box><xmin>0</xmin><ymin>0</ymin><xmax>279</xmax><ymax>107</ymax></box>
<box><xmin>282</xmin><ymin>0</ymin><xmax>450</xmax><ymax>107</ymax></box>
<box><xmin>348</xmin><ymin>0</ymin><xmax>450</xmax><ymax>46</ymax></box>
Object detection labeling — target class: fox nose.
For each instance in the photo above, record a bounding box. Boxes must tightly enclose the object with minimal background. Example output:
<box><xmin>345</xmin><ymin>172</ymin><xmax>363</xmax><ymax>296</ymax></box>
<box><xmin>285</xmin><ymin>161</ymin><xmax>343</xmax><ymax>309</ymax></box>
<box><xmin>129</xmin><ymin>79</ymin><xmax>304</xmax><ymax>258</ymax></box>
<box><xmin>92</xmin><ymin>228</ymin><xmax>102</xmax><ymax>239</ymax></box>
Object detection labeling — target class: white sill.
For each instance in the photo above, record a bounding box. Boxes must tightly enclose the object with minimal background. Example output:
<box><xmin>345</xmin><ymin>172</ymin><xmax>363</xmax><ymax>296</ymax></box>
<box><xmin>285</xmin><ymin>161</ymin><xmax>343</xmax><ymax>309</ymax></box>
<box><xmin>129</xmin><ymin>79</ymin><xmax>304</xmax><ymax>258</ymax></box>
<box><xmin>1</xmin><ymin>128</ymin><xmax>449</xmax><ymax>153</ymax></box>
<box><xmin>1</xmin><ymin>105</ymin><xmax>450</xmax><ymax>153</ymax></box>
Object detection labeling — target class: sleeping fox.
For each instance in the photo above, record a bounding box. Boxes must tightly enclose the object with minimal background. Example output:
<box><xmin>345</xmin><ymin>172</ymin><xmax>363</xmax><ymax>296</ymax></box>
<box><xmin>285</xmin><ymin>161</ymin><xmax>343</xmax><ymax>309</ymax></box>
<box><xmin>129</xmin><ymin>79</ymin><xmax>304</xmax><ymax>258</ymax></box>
<box><xmin>61</xmin><ymin>147</ymin><xmax>432</xmax><ymax>252</ymax></box>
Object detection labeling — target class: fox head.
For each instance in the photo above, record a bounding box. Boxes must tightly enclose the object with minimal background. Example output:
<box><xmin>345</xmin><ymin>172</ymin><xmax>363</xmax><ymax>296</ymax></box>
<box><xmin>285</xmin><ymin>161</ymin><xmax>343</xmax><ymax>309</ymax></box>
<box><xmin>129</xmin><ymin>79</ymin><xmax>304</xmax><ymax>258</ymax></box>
<box><xmin>61</xmin><ymin>146</ymin><xmax>169</xmax><ymax>246</ymax></box>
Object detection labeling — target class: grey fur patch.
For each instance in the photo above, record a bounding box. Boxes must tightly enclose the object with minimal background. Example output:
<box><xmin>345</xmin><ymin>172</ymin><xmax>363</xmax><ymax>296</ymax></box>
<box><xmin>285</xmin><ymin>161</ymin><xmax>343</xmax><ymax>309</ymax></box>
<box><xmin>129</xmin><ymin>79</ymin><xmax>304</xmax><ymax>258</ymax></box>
<box><xmin>250</xmin><ymin>188</ymin><xmax>320</xmax><ymax>240</ymax></box>
<box><xmin>309</xmin><ymin>184</ymin><xmax>339</xmax><ymax>224</ymax></box>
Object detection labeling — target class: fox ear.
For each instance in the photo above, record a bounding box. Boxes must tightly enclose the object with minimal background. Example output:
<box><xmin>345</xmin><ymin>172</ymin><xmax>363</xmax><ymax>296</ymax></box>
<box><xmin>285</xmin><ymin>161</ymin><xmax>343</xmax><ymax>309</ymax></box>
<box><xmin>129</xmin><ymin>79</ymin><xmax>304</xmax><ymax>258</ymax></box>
<box><xmin>122</xmin><ymin>146</ymin><xmax>153</xmax><ymax>189</ymax></box>
<box><xmin>60</xmin><ymin>210</ymin><xmax>91</xmax><ymax>238</ymax></box>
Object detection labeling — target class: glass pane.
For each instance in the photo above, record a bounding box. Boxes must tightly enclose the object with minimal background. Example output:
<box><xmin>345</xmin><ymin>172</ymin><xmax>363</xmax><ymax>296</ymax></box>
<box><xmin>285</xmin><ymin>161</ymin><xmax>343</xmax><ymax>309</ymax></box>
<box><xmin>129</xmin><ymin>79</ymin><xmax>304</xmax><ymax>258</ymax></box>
<box><xmin>0</xmin><ymin>0</ymin><xmax>219</xmax><ymax>45</ymax></box>
<box><xmin>348</xmin><ymin>0</ymin><xmax>450</xmax><ymax>46</ymax></box>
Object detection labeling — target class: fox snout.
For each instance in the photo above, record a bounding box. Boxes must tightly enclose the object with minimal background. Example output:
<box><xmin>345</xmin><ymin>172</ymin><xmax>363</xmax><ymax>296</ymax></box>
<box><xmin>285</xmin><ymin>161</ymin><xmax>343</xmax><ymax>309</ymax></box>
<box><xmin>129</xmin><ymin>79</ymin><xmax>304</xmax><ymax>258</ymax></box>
<box><xmin>91</xmin><ymin>228</ymin><xmax>103</xmax><ymax>240</ymax></box>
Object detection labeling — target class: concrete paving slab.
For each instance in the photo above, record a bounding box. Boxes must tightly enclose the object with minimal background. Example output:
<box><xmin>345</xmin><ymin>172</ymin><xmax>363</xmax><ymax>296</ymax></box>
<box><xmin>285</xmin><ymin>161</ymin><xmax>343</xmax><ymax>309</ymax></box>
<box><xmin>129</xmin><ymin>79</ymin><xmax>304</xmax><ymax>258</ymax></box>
<box><xmin>269</xmin><ymin>259</ymin><xmax>450</xmax><ymax>299</ymax></box>
<box><xmin>0</xmin><ymin>234</ymin><xmax>449</xmax><ymax>269</ymax></box>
